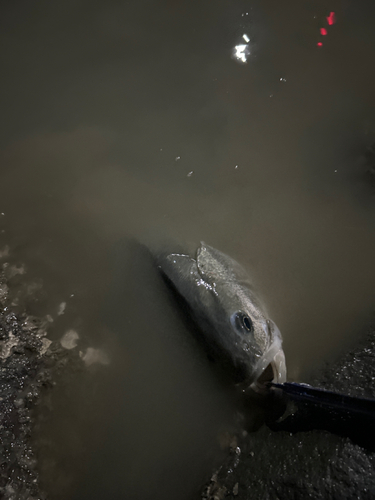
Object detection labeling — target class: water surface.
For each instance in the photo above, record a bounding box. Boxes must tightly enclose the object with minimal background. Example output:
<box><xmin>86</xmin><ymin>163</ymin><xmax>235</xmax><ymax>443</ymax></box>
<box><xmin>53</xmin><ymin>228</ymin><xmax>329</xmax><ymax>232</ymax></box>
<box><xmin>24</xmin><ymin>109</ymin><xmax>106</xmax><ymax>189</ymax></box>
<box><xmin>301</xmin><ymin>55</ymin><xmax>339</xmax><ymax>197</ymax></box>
<box><xmin>1</xmin><ymin>0</ymin><xmax>375</xmax><ymax>498</ymax></box>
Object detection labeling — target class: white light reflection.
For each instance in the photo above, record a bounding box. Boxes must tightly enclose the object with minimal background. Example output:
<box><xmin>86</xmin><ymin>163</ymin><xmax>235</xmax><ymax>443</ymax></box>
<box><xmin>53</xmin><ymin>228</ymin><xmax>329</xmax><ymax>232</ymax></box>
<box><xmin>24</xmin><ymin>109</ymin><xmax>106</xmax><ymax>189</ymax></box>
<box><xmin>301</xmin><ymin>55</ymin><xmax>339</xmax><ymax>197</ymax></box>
<box><xmin>233</xmin><ymin>44</ymin><xmax>250</xmax><ymax>64</ymax></box>
<box><xmin>196</xmin><ymin>278</ymin><xmax>218</xmax><ymax>296</ymax></box>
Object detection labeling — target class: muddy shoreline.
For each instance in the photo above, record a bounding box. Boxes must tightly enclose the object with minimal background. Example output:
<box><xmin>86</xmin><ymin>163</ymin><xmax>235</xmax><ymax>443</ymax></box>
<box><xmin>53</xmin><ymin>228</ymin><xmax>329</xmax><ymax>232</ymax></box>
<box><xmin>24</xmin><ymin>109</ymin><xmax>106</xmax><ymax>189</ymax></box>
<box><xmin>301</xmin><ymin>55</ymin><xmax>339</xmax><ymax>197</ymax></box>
<box><xmin>0</xmin><ymin>269</ymin><xmax>91</xmax><ymax>500</ymax></box>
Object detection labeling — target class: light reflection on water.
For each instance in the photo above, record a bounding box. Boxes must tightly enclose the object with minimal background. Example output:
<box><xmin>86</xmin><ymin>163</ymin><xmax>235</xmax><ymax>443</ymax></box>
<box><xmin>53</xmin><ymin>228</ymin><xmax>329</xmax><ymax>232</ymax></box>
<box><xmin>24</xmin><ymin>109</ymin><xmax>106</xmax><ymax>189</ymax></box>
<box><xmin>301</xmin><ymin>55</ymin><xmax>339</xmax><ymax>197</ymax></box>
<box><xmin>1</xmin><ymin>0</ymin><xmax>375</xmax><ymax>498</ymax></box>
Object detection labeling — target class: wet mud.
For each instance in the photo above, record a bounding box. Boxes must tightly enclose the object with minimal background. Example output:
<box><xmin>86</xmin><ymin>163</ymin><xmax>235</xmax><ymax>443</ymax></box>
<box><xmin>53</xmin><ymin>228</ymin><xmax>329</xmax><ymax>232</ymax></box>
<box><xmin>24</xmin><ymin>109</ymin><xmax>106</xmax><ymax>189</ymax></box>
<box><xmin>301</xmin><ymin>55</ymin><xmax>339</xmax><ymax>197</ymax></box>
<box><xmin>0</xmin><ymin>261</ymin><xmax>110</xmax><ymax>500</ymax></box>
<box><xmin>0</xmin><ymin>271</ymin><xmax>85</xmax><ymax>500</ymax></box>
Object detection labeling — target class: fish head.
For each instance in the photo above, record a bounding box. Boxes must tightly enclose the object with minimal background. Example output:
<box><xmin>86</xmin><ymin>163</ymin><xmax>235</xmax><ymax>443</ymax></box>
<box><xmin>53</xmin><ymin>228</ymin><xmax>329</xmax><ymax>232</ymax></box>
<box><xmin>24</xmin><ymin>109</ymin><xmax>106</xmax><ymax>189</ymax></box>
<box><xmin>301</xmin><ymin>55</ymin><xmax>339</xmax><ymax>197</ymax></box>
<box><xmin>158</xmin><ymin>242</ymin><xmax>286</xmax><ymax>393</ymax></box>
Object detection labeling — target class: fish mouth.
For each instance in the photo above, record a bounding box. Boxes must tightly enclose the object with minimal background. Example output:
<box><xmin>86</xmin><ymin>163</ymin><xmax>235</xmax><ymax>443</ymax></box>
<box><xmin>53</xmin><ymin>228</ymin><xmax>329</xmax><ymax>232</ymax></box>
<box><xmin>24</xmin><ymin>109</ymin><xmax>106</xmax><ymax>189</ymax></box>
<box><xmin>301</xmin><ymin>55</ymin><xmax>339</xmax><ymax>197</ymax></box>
<box><xmin>249</xmin><ymin>345</ymin><xmax>287</xmax><ymax>395</ymax></box>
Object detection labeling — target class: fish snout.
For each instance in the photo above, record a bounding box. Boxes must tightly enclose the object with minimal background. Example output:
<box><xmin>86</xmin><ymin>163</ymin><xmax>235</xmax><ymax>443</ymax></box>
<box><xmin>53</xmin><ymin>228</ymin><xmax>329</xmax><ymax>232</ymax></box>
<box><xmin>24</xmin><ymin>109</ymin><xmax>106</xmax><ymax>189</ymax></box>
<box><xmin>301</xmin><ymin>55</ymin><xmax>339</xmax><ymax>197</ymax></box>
<box><xmin>249</xmin><ymin>339</ymin><xmax>287</xmax><ymax>395</ymax></box>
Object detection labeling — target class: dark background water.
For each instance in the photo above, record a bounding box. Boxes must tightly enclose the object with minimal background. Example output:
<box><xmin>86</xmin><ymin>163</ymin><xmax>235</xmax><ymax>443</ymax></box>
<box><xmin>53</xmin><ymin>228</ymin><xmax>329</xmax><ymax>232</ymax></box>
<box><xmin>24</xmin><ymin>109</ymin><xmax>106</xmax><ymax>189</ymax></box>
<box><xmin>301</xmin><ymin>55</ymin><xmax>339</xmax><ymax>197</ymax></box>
<box><xmin>0</xmin><ymin>0</ymin><xmax>375</xmax><ymax>498</ymax></box>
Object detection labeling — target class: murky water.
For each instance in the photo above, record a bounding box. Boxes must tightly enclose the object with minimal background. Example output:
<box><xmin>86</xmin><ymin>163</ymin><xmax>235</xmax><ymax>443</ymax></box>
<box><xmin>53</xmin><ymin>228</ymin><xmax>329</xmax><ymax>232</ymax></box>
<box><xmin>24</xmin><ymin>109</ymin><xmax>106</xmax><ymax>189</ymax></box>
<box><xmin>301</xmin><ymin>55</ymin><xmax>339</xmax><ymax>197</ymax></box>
<box><xmin>1</xmin><ymin>0</ymin><xmax>375</xmax><ymax>498</ymax></box>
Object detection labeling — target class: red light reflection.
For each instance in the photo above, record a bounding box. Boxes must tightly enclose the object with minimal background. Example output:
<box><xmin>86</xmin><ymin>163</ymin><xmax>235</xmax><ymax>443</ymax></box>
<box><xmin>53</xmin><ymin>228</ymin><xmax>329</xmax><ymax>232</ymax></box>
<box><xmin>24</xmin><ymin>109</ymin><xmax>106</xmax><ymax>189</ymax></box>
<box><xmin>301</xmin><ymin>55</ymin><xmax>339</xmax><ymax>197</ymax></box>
<box><xmin>327</xmin><ymin>12</ymin><xmax>336</xmax><ymax>25</ymax></box>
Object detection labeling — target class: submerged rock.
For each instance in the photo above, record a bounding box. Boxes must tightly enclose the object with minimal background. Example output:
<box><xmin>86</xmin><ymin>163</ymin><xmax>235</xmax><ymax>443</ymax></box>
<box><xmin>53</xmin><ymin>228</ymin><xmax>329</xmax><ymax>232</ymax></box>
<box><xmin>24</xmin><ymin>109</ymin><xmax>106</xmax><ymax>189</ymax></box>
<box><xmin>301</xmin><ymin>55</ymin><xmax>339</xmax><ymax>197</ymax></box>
<box><xmin>60</xmin><ymin>329</ymin><xmax>79</xmax><ymax>350</ymax></box>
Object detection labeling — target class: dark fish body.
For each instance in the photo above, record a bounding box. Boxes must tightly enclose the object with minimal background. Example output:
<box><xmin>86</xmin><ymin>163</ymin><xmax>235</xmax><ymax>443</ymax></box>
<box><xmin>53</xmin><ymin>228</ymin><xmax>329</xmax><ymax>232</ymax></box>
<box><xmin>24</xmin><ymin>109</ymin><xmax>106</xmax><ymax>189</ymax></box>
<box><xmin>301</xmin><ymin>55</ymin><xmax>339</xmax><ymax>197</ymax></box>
<box><xmin>157</xmin><ymin>242</ymin><xmax>286</xmax><ymax>392</ymax></box>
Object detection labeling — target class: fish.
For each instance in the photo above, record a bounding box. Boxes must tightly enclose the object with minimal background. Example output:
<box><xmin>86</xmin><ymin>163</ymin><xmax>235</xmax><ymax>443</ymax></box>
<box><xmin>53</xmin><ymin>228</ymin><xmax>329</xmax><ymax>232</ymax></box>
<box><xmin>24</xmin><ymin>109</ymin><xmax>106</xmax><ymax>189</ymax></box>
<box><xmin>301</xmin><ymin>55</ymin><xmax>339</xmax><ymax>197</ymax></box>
<box><xmin>156</xmin><ymin>242</ymin><xmax>286</xmax><ymax>393</ymax></box>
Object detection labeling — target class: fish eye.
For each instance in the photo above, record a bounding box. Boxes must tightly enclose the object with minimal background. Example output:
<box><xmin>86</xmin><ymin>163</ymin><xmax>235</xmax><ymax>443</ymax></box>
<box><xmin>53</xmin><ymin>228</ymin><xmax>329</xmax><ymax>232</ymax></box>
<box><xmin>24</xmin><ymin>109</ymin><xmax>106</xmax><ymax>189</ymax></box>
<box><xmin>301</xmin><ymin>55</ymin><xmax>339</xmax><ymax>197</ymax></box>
<box><xmin>242</xmin><ymin>315</ymin><xmax>253</xmax><ymax>331</ymax></box>
<box><xmin>231</xmin><ymin>311</ymin><xmax>253</xmax><ymax>333</ymax></box>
